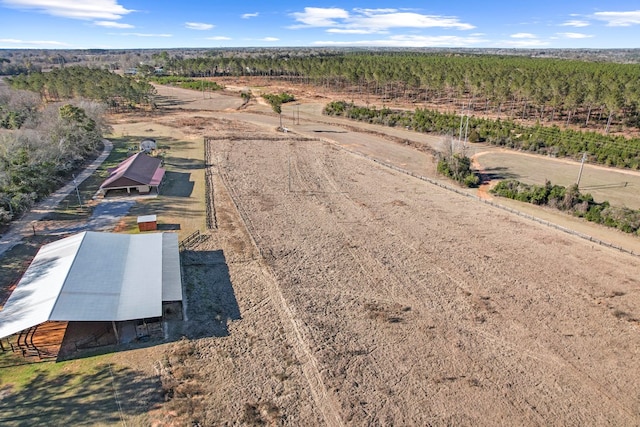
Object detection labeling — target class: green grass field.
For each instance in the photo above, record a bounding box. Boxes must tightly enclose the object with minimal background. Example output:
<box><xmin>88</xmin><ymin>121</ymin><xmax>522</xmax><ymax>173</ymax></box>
<box><xmin>0</xmin><ymin>354</ymin><xmax>162</xmax><ymax>426</ymax></box>
<box><xmin>476</xmin><ymin>150</ymin><xmax>640</xmax><ymax>209</ymax></box>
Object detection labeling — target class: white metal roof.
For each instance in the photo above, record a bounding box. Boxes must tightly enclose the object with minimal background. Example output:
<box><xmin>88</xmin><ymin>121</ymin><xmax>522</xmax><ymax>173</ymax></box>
<box><xmin>137</xmin><ymin>215</ymin><xmax>157</xmax><ymax>223</ymax></box>
<box><xmin>0</xmin><ymin>231</ymin><xmax>182</xmax><ymax>339</ymax></box>
<box><xmin>162</xmin><ymin>233</ymin><xmax>182</xmax><ymax>302</ymax></box>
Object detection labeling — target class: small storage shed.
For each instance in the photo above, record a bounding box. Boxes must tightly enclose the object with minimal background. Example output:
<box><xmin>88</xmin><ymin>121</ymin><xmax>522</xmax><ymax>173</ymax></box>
<box><xmin>137</xmin><ymin>215</ymin><xmax>157</xmax><ymax>232</ymax></box>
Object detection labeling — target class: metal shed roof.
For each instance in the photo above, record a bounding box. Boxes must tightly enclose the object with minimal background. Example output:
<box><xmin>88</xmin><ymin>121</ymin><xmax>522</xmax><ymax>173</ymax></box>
<box><xmin>0</xmin><ymin>231</ymin><xmax>182</xmax><ymax>339</ymax></box>
<box><xmin>100</xmin><ymin>152</ymin><xmax>165</xmax><ymax>190</ymax></box>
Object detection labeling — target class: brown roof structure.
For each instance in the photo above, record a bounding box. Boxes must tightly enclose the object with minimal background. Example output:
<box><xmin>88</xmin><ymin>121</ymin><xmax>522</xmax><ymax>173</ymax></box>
<box><xmin>100</xmin><ymin>152</ymin><xmax>165</xmax><ymax>192</ymax></box>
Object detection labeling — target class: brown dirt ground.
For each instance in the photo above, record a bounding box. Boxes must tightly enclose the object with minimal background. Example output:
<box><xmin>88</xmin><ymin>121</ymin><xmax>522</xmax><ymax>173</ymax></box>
<box><xmin>131</xmin><ymin>83</ymin><xmax>640</xmax><ymax>425</ymax></box>
<box><xmin>4</xmin><ymin>80</ymin><xmax>640</xmax><ymax>426</ymax></box>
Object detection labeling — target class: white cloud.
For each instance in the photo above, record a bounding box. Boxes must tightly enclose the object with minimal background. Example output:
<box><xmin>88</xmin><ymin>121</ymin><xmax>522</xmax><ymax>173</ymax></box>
<box><xmin>510</xmin><ymin>33</ymin><xmax>537</xmax><ymax>39</ymax></box>
<box><xmin>291</xmin><ymin>7</ymin><xmax>349</xmax><ymax>27</ymax></box>
<box><xmin>116</xmin><ymin>32</ymin><xmax>172</xmax><ymax>37</ymax></box>
<box><xmin>557</xmin><ymin>32</ymin><xmax>593</xmax><ymax>39</ymax></box>
<box><xmin>291</xmin><ymin>7</ymin><xmax>474</xmax><ymax>32</ymax></box>
<box><xmin>313</xmin><ymin>34</ymin><xmax>488</xmax><ymax>47</ymax></box>
<box><xmin>0</xmin><ymin>37</ymin><xmax>67</xmax><ymax>46</ymax></box>
<box><xmin>242</xmin><ymin>12</ymin><xmax>259</xmax><ymax>19</ymax></box>
<box><xmin>327</xmin><ymin>28</ymin><xmax>382</xmax><ymax>34</ymax></box>
<box><xmin>349</xmin><ymin>10</ymin><xmax>475</xmax><ymax>31</ymax></box>
<box><xmin>261</xmin><ymin>37</ymin><xmax>279</xmax><ymax>42</ymax></box>
<box><xmin>560</xmin><ymin>20</ymin><xmax>590</xmax><ymax>27</ymax></box>
<box><xmin>502</xmin><ymin>37</ymin><xmax>550</xmax><ymax>47</ymax></box>
<box><xmin>1</xmin><ymin>0</ymin><xmax>133</xmax><ymax>20</ymax></box>
<box><xmin>593</xmin><ymin>10</ymin><xmax>640</xmax><ymax>26</ymax></box>
<box><xmin>353</xmin><ymin>8</ymin><xmax>397</xmax><ymax>14</ymax></box>
<box><xmin>207</xmin><ymin>36</ymin><xmax>231</xmax><ymax>40</ymax></box>
<box><xmin>185</xmin><ymin>22</ymin><xmax>214</xmax><ymax>30</ymax></box>
<box><xmin>94</xmin><ymin>20</ymin><xmax>133</xmax><ymax>28</ymax></box>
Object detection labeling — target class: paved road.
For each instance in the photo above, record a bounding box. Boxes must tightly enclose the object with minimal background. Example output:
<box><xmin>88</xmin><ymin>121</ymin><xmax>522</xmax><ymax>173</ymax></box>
<box><xmin>0</xmin><ymin>139</ymin><xmax>113</xmax><ymax>257</ymax></box>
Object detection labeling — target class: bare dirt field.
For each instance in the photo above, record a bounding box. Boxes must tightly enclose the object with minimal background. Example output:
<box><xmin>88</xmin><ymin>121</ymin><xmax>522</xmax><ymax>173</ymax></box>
<box><xmin>105</xmin><ymin>84</ymin><xmax>640</xmax><ymax>425</ymax></box>
<box><xmin>3</xmin><ymin>81</ymin><xmax>640</xmax><ymax>426</ymax></box>
<box><xmin>195</xmin><ymin>121</ymin><xmax>640</xmax><ymax>425</ymax></box>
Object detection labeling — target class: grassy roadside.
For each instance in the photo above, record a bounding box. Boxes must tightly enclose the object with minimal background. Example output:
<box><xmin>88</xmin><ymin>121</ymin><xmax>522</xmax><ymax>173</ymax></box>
<box><xmin>45</xmin><ymin>139</ymin><xmax>132</xmax><ymax>221</ymax></box>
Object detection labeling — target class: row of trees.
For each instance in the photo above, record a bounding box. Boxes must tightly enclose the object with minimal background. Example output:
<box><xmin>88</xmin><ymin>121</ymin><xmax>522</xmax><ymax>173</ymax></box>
<box><xmin>157</xmin><ymin>51</ymin><xmax>640</xmax><ymax>133</ymax></box>
<box><xmin>323</xmin><ymin>101</ymin><xmax>640</xmax><ymax>169</ymax></box>
<box><xmin>0</xmin><ymin>86</ymin><xmax>108</xmax><ymax>224</ymax></box>
<box><xmin>149</xmin><ymin>75</ymin><xmax>223</xmax><ymax>91</ymax></box>
<box><xmin>491</xmin><ymin>180</ymin><xmax>640</xmax><ymax>235</ymax></box>
<box><xmin>7</xmin><ymin>66</ymin><xmax>156</xmax><ymax>112</ymax></box>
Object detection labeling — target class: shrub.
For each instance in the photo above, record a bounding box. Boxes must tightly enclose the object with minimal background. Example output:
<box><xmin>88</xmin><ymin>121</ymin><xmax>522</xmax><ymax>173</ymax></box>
<box><xmin>491</xmin><ymin>179</ymin><xmax>640</xmax><ymax>235</ymax></box>
<box><xmin>437</xmin><ymin>154</ymin><xmax>479</xmax><ymax>187</ymax></box>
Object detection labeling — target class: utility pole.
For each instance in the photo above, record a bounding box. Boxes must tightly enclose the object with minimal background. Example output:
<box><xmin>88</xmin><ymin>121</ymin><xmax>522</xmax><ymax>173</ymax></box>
<box><xmin>73</xmin><ymin>174</ymin><xmax>83</xmax><ymax>208</ymax></box>
<box><xmin>464</xmin><ymin>115</ymin><xmax>469</xmax><ymax>147</ymax></box>
<box><xmin>576</xmin><ymin>152</ymin><xmax>587</xmax><ymax>187</ymax></box>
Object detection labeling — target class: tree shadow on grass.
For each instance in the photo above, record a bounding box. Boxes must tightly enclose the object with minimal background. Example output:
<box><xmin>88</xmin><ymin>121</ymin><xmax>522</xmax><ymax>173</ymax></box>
<box><xmin>178</xmin><ymin>249</ymin><xmax>241</xmax><ymax>339</ymax></box>
<box><xmin>479</xmin><ymin>166</ymin><xmax>519</xmax><ymax>182</ymax></box>
<box><xmin>0</xmin><ymin>363</ymin><xmax>162</xmax><ymax>426</ymax></box>
<box><xmin>164</xmin><ymin>157</ymin><xmax>204</xmax><ymax>170</ymax></box>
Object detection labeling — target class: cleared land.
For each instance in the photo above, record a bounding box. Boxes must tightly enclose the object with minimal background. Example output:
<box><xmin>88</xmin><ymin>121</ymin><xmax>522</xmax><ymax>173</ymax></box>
<box><xmin>197</xmin><ymin>121</ymin><xmax>640</xmax><ymax>425</ymax></box>
<box><xmin>2</xmin><ymin>82</ymin><xmax>640</xmax><ymax>426</ymax></box>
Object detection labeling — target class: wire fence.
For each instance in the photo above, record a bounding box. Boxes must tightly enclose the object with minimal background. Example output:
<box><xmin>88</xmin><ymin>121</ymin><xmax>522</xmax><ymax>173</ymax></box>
<box><xmin>315</xmin><ymin>135</ymin><xmax>639</xmax><ymax>259</ymax></box>
<box><xmin>204</xmin><ymin>138</ymin><xmax>217</xmax><ymax>230</ymax></box>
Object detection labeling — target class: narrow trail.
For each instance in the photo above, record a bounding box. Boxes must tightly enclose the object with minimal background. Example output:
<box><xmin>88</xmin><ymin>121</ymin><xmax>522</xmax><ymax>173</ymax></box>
<box><xmin>213</xmin><ymin>145</ymin><xmax>345</xmax><ymax>427</ymax></box>
<box><xmin>0</xmin><ymin>139</ymin><xmax>113</xmax><ymax>257</ymax></box>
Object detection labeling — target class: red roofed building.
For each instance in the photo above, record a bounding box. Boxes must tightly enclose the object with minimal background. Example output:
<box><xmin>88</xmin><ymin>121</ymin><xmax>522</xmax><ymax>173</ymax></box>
<box><xmin>100</xmin><ymin>152</ymin><xmax>165</xmax><ymax>195</ymax></box>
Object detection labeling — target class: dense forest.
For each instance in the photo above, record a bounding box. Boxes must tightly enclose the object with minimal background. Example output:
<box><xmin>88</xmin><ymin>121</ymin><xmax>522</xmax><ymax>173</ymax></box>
<box><xmin>0</xmin><ymin>66</ymin><xmax>158</xmax><ymax>224</ymax></box>
<box><xmin>156</xmin><ymin>52</ymin><xmax>640</xmax><ymax>133</ymax></box>
<box><xmin>6</xmin><ymin>66</ymin><xmax>156</xmax><ymax>112</ymax></box>
<box><xmin>0</xmin><ymin>85</ymin><xmax>109</xmax><ymax>224</ymax></box>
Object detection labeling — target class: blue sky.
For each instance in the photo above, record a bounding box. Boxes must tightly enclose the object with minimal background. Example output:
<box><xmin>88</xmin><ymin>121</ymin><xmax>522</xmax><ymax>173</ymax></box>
<box><xmin>1</xmin><ymin>1</ymin><xmax>639</xmax><ymax>49</ymax></box>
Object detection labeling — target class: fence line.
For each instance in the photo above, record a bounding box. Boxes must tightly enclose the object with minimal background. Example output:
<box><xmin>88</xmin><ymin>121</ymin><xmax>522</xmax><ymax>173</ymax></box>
<box><xmin>179</xmin><ymin>230</ymin><xmax>202</xmax><ymax>252</ymax></box>
<box><xmin>204</xmin><ymin>138</ymin><xmax>217</xmax><ymax>230</ymax></box>
<box><xmin>313</xmin><ymin>135</ymin><xmax>638</xmax><ymax>258</ymax></box>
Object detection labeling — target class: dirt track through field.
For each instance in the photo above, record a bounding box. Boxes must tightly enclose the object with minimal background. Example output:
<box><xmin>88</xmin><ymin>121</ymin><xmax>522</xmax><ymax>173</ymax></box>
<box><xmin>207</xmin><ymin>129</ymin><xmax>640</xmax><ymax>425</ymax></box>
<box><xmin>215</xmin><ymin>142</ymin><xmax>344</xmax><ymax>426</ymax></box>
